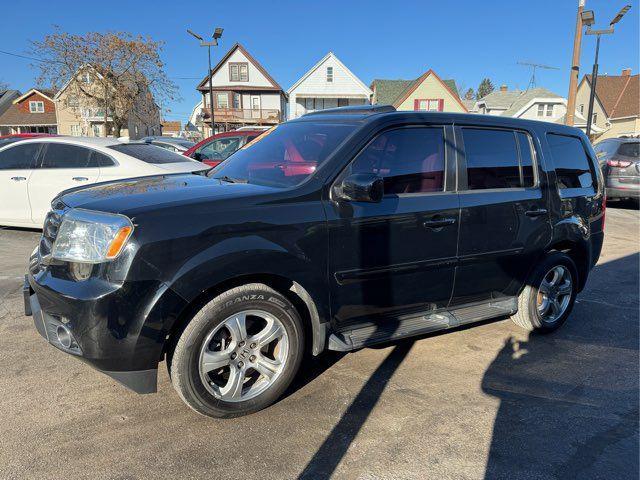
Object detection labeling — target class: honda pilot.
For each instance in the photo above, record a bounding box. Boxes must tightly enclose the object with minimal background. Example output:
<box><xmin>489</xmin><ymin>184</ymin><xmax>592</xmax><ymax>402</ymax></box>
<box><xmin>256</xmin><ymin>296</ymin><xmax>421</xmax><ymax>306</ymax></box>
<box><xmin>25</xmin><ymin>106</ymin><xmax>605</xmax><ymax>418</ymax></box>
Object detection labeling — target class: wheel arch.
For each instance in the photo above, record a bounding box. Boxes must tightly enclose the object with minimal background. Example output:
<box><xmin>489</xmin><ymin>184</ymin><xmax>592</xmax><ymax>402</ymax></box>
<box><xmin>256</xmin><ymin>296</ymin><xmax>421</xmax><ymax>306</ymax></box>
<box><xmin>545</xmin><ymin>239</ymin><xmax>590</xmax><ymax>292</ymax></box>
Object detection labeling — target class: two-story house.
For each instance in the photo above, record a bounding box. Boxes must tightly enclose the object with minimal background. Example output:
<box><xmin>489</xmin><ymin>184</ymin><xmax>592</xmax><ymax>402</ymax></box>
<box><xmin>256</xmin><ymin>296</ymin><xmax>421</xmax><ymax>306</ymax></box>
<box><xmin>55</xmin><ymin>65</ymin><xmax>161</xmax><ymax>139</ymax></box>
<box><xmin>287</xmin><ymin>52</ymin><xmax>372</xmax><ymax>119</ymax></box>
<box><xmin>195</xmin><ymin>43</ymin><xmax>287</xmax><ymax>136</ymax></box>
<box><xmin>0</xmin><ymin>88</ymin><xmax>58</xmax><ymax>135</ymax></box>
<box><xmin>371</xmin><ymin>69</ymin><xmax>467</xmax><ymax>113</ymax></box>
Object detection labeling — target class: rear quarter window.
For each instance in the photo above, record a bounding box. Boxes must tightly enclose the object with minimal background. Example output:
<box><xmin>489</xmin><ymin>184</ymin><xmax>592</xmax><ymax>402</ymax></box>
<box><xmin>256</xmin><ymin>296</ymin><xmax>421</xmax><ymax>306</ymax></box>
<box><xmin>546</xmin><ymin>134</ymin><xmax>594</xmax><ymax>189</ymax></box>
<box><xmin>108</xmin><ymin>143</ymin><xmax>191</xmax><ymax>164</ymax></box>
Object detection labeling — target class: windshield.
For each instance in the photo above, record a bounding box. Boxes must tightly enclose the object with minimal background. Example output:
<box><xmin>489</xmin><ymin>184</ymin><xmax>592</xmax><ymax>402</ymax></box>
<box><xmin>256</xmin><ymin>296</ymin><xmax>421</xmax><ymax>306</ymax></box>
<box><xmin>208</xmin><ymin>122</ymin><xmax>356</xmax><ymax>187</ymax></box>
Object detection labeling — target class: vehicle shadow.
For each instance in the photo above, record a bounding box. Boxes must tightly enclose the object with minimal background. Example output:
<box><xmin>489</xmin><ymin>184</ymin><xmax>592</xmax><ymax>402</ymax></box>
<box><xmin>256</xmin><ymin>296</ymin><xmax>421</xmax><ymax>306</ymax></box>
<box><xmin>482</xmin><ymin>253</ymin><xmax>639</xmax><ymax>479</ymax></box>
<box><xmin>607</xmin><ymin>198</ymin><xmax>639</xmax><ymax>210</ymax></box>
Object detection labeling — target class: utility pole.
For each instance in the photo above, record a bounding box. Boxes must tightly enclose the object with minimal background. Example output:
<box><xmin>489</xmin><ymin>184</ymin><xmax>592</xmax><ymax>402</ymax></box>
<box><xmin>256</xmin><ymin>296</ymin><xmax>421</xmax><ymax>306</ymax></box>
<box><xmin>566</xmin><ymin>0</ymin><xmax>586</xmax><ymax>126</ymax></box>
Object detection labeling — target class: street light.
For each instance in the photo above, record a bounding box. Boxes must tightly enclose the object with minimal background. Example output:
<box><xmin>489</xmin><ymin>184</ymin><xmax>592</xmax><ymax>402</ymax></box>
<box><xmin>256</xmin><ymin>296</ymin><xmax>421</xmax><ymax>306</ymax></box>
<box><xmin>584</xmin><ymin>5</ymin><xmax>631</xmax><ymax>138</ymax></box>
<box><xmin>187</xmin><ymin>27</ymin><xmax>224</xmax><ymax>136</ymax></box>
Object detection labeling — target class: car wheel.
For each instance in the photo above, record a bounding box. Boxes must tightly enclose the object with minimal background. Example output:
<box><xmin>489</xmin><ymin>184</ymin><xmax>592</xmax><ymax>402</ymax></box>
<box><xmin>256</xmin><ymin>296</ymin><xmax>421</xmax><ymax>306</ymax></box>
<box><xmin>170</xmin><ymin>283</ymin><xmax>304</xmax><ymax>418</ymax></box>
<box><xmin>511</xmin><ymin>252</ymin><xmax>578</xmax><ymax>332</ymax></box>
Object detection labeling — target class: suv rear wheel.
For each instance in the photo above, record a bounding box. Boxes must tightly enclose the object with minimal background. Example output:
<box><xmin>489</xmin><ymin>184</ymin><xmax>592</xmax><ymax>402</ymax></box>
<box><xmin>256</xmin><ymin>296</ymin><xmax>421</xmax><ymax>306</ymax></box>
<box><xmin>170</xmin><ymin>283</ymin><xmax>304</xmax><ymax>418</ymax></box>
<box><xmin>511</xmin><ymin>252</ymin><xmax>578</xmax><ymax>332</ymax></box>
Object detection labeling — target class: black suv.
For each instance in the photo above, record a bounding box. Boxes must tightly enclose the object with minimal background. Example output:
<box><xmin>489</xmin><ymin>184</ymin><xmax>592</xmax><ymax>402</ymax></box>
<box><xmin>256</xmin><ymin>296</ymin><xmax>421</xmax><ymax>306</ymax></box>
<box><xmin>25</xmin><ymin>106</ymin><xmax>605</xmax><ymax>418</ymax></box>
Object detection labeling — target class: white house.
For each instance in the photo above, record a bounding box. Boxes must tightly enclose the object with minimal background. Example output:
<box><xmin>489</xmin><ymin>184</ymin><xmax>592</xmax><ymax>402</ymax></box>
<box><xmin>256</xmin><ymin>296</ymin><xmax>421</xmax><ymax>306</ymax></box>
<box><xmin>287</xmin><ymin>52</ymin><xmax>372</xmax><ymax>119</ymax></box>
<box><xmin>195</xmin><ymin>43</ymin><xmax>287</xmax><ymax>136</ymax></box>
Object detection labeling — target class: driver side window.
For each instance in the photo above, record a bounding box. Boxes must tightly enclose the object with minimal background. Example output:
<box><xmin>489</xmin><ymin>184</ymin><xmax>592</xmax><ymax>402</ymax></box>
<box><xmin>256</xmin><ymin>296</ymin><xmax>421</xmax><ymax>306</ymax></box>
<box><xmin>350</xmin><ymin>127</ymin><xmax>446</xmax><ymax>195</ymax></box>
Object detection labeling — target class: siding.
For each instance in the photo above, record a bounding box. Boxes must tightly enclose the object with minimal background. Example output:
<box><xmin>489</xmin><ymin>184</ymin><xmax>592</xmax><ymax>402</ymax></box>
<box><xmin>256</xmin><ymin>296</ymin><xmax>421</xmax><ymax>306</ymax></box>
<box><xmin>396</xmin><ymin>74</ymin><xmax>466</xmax><ymax>112</ymax></box>
<box><xmin>210</xmin><ymin>50</ymin><xmax>273</xmax><ymax>88</ymax></box>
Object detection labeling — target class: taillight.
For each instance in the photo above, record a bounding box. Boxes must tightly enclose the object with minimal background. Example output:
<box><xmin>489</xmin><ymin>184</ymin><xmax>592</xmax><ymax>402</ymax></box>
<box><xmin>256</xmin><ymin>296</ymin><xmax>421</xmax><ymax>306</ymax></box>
<box><xmin>607</xmin><ymin>159</ymin><xmax>633</xmax><ymax>168</ymax></box>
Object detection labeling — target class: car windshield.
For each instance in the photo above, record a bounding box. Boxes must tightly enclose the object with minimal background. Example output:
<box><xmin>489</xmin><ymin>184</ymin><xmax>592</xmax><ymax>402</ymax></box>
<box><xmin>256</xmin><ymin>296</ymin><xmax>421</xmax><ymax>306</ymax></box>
<box><xmin>108</xmin><ymin>143</ymin><xmax>195</xmax><ymax>164</ymax></box>
<box><xmin>618</xmin><ymin>142</ymin><xmax>640</xmax><ymax>158</ymax></box>
<box><xmin>207</xmin><ymin>122</ymin><xmax>356</xmax><ymax>187</ymax></box>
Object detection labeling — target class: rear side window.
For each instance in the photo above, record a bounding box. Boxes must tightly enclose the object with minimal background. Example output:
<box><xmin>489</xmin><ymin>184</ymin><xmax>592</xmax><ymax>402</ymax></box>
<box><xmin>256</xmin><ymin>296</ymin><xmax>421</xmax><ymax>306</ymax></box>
<box><xmin>516</xmin><ymin>132</ymin><xmax>535</xmax><ymax>187</ymax></box>
<box><xmin>462</xmin><ymin>128</ymin><xmax>528</xmax><ymax>189</ymax></box>
<box><xmin>547</xmin><ymin>134</ymin><xmax>593</xmax><ymax>189</ymax></box>
<box><xmin>618</xmin><ymin>142</ymin><xmax>640</xmax><ymax>158</ymax></box>
<box><xmin>350</xmin><ymin>127</ymin><xmax>445</xmax><ymax>194</ymax></box>
<box><xmin>0</xmin><ymin>143</ymin><xmax>41</xmax><ymax>170</ymax></box>
<box><xmin>41</xmin><ymin>143</ymin><xmax>100</xmax><ymax>169</ymax></box>
<box><xmin>108</xmin><ymin>143</ymin><xmax>190</xmax><ymax>164</ymax></box>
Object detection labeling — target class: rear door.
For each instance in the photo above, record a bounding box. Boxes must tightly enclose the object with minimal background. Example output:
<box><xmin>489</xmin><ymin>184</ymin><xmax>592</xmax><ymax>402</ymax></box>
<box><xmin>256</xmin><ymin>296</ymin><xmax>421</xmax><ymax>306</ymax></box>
<box><xmin>326</xmin><ymin>124</ymin><xmax>459</xmax><ymax>328</ymax></box>
<box><xmin>451</xmin><ymin>126</ymin><xmax>551</xmax><ymax>305</ymax></box>
<box><xmin>28</xmin><ymin>143</ymin><xmax>101</xmax><ymax>225</ymax></box>
<box><xmin>0</xmin><ymin>142</ymin><xmax>42</xmax><ymax>226</ymax></box>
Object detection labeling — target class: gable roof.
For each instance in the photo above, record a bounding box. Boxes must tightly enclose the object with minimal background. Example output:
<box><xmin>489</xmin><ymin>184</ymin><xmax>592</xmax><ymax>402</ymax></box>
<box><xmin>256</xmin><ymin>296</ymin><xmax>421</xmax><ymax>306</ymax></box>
<box><xmin>196</xmin><ymin>43</ymin><xmax>283</xmax><ymax>92</ymax></box>
<box><xmin>501</xmin><ymin>88</ymin><xmax>564</xmax><ymax>117</ymax></box>
<box><xmin>371</xmin><ymin>70</ymin><xmax>465</xmax><ymax>111</ymax></box>
<box><xmin>583</xmin><ymin>73</ymin><xmax>639</xmax><ymax>119</ymax></box>
<box><xmin>287</xmin><ymin>52</ymin><xmax>372</xmax><ymax>96</ymax></box>
<box><xmin>13</xmin><ymin>88</ymin><xmax>57</xmax><ymax>104</ymax></box>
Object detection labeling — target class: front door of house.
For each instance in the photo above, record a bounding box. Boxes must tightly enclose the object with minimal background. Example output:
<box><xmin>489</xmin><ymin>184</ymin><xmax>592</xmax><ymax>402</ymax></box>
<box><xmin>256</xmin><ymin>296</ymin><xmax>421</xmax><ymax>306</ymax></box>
<box><xmin>251</xmin><ymin>96</ymin><xmax>261</xmax><ymax>119</ymax></box>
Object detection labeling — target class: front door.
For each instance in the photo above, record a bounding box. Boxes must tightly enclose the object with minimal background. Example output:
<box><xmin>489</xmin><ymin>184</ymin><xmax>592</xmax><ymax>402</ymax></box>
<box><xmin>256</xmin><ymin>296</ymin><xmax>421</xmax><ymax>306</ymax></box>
<box><xmin>0</xmin><ymin>142</ymin><xmax>42</xmax><ymax>226</ymax></box>
<box><xmin>251</xmin><ymin>96</ymin><xmax>261</xmax><ymax>119</ymax></box>
<box><xmin>326</xmin><ymin>125</ymin><xmax>459</xmax><ymax>329</ymax></box>
<box><xmin>28</xmin><ymin>142</ymin><xmax>100</xmax><ymax>225</ymax></box>
<box><xmin>451</xmin><ymin>126</ymin><xmax>551</xmax><ymax>305</ymax></box>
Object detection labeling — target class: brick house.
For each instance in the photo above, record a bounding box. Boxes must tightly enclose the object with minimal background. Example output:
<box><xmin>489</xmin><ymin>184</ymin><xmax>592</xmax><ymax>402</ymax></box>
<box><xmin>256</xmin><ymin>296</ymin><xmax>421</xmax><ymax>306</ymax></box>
<box><xmin>0</xmin><ymin>88</ymin><xmax>58</xmax><ymax>135</ymax></box>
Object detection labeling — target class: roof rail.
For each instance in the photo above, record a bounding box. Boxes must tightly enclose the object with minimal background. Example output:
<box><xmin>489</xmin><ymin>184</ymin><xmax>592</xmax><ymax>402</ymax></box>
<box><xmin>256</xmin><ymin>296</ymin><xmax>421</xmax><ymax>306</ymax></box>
<box><xmin>302</xmin><ymin>105</ymin><xmax>396</xmax><ymax>117</ymax></box>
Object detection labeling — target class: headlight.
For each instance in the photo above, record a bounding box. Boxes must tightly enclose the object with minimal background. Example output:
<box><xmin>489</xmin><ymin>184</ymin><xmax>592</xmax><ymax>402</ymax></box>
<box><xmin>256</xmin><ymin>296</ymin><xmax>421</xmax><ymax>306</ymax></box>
<box><xmin>52</xmin><ymin>209</ymin><xmax>134</xmax><ymax>264</ymax></box>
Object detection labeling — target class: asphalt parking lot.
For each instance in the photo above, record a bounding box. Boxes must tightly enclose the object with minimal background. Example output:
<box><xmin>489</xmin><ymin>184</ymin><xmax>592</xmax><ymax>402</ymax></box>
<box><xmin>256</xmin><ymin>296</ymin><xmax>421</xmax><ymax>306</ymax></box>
<box><xmin>0</xmin><ymin>203</ymin><xmax>637</xmax><ymax>480</ymax></box>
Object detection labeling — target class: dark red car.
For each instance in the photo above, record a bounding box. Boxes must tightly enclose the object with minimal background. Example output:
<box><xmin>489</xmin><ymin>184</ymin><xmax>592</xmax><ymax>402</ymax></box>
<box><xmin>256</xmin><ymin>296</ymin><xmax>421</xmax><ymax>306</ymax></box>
<box><xmin>183</xmin><ymin>130</ymin><xmax>266</xmax><ymax>167</ymax></box>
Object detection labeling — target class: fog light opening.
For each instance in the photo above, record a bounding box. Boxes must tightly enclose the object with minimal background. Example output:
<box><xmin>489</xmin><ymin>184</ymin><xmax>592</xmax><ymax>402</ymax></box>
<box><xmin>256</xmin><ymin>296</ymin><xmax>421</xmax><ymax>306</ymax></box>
<box><xmin>56</xmin><ymin>325</ymin><xmax>72</xmax><ymax>349</ymax></box>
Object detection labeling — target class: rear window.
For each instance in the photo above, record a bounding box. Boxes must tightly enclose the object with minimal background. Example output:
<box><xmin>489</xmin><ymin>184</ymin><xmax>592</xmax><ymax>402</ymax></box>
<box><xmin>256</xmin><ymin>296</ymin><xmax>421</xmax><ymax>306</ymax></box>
<box><xmin>208</xmin><ymin>122</ymin><xmax>356</xmax><ymax>187</ymax></box>
<box><xmin>108</xmin><ymin>143</ymin><xmax>191</xmax><ymax>164</ymax></box>
<box><xmin>40</xmin><ymin>143</ymin><xmax>113</xmax><ymax>168</ymax></box>
<box><xmin>618</xmin><ymin>142</ymin><xmax>640</xmax><ymax>158</ymax></box>
<box><xmin>547</xmin><ymin>134</ymin><xmax>593</xmax><ymax>189</ymax></box>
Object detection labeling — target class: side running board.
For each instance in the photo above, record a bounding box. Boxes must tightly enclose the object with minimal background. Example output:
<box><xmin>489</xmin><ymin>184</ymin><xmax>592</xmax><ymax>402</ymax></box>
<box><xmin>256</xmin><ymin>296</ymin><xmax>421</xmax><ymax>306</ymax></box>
<box><xmin>327</xmin><ymin>297</ymin><xmax>517</xmax><ymax>352</ymax></box>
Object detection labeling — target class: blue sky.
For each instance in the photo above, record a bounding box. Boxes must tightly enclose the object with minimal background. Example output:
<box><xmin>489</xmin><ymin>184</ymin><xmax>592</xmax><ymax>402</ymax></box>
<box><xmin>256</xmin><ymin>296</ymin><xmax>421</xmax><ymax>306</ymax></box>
<box><xmin>1</xmin><ymin>0</ymin><xmax>637</xmax><ymax>123</ymax></box>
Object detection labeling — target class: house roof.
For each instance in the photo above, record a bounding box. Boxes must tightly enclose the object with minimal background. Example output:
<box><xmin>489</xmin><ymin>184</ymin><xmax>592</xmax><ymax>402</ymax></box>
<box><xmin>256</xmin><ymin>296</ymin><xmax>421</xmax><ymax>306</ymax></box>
<box><xmin>13</xmin><ymin>88</ymin><xmax>57</xmax><ymax>104</ymax></box>
<box><xmin>371</xmin><ymin>71</ymin><xmax>464</xmax><ymax>110</ymax></box>
<box><xmin>0</xmin><ymin>104</ymin><xmax>57</xmax><ymax>126</ymax></box>
<box><xmin>196</xmin><ymin>43</ymin><xmax>283</xmax><ymax>92</ymax></box>
<box><xmin>287</xmin><ymin>52</ymin><xmax>372</xmax><ymax>96</ymax></box>
<box><xmin>584</xmin><ymin>73</ymin><xmax>639</xmax><ymax>119</ymax></box>
<box><xmin>0</xmin><ymin>90</ymin><xmax>20</xmax><ymax>115</ymax></box>
<box><xmin>476</xmin><ymin>89</ymin><xmax>525</xmax><ymax>109</ymax></box>
<box><xmin>501</xmin><ymin>88</ymin><xmax>564</xmax><ymax>117</ymax></box>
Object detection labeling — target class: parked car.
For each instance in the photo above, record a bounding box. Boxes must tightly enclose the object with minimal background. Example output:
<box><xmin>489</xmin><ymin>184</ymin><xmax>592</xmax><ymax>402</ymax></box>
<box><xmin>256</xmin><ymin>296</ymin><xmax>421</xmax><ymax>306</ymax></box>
<box><xmin>25</xmin><ymin>106</ymin><xmax>605</xmax><ymax>418</ymax></box>
<box><xmin>0</xmin><ymin>137</ymin><xmax>208</xmax><ymax>228</ymax></box>
<box><xmin>141</xmin><ymin>136</ymin><xmax>195</xmax><ymax>153</ymax></box>
<box><xmin>0</xmin><ymin>133</ymin><xmax>55</xmax><ymax>148</ymax></box>
<box><xmin>183</xmin><ymin>129</ymin><xmax>266</xmax><ymax>167</ymax></box>
<box><xmin>593</xmin><ymin>137</ymin><xmax>639</xmax><ymax>202</ymax></box>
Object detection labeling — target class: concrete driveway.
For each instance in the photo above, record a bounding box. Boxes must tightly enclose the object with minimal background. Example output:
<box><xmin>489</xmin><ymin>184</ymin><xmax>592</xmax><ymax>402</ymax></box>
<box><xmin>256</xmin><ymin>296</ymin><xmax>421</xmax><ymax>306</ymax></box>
<box><xmin>0</xmin><ymin>204</ymin><xmax>637</xmax><ymax>480</ymax></box>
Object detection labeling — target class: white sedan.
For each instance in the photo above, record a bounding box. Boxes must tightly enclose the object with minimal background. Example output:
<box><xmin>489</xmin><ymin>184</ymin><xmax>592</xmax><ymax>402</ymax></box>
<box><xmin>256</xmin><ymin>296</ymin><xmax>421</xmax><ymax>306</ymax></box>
<box><xmin>0</xmin><ymin>136</ymin><xmax>209</xmax><ymax>228</ymax></box>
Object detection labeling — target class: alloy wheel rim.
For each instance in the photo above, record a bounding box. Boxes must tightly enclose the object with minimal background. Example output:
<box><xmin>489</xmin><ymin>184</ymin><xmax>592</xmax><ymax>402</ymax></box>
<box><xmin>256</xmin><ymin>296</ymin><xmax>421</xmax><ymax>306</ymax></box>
<box><xmin>198</xmin><ymin>309</ymin><xmax>289</xmax><ymax>402</ymax></box>
<box><xmin>537</xmin><ymin>265</ymin><xmax>573</xmax><ymax>323</ymax></box>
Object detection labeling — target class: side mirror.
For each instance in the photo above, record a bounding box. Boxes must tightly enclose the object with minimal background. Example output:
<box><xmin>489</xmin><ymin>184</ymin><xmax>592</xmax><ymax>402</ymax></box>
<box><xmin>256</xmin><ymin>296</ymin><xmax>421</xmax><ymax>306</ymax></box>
<box><xmin>336</xmin><ymin>173</ymin><xmax>384</xmax><ymax>203</ymax></box>
<box><xmin>192</xmin><ymin>152</ymin><xmax>202</xmax><ymax>161</ymax></box>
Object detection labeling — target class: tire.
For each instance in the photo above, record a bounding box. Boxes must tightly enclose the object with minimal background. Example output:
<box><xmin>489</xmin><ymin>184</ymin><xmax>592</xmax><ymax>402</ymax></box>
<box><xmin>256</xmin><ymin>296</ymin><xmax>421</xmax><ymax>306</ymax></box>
<box><xmin>511</xmin><ymin>252</ymin><xmax>578</xmax><ymax>333</ymax></box>
<box><xmin>170</xmin><ymin>283</ymin><xmax>304</xmax><ymax>418</ymax></box>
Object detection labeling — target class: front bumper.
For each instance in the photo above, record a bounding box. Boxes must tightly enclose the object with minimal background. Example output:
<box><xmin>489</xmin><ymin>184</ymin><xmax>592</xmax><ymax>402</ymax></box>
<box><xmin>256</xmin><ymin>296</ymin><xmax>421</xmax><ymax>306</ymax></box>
<box><xmin>25</xmin><ymin>270</ymin><xmax>186</xmax><ymax>394</ymax></box>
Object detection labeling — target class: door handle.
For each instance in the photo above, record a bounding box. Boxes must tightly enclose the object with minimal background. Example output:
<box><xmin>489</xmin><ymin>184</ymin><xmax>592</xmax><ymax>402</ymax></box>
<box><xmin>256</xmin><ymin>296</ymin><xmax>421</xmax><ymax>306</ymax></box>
<box><xmin>423</xmin><ymin>217</ymin><xmax>457</xmax><ymax>229</ymax></box>
<box><xmin>10</xmin><ymin>176</ymin><xmax>27</xmax><ymax>181</ymax></box>
<box><xmin>525</xmin><ymin>208</ymin><xmax>548</xmax><ymax>217</ymax></box>
<box><xmin>72</xmin><ymin>177</ymin><xmax>89</xmax><ymax>182</ymax></box>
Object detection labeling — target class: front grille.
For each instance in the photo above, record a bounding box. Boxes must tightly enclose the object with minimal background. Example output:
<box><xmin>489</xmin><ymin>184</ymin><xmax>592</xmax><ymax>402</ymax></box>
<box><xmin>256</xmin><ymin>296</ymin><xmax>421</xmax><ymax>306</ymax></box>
<box><xmin>39</xmin><ymin>204</ymin><xmax>67</xmax><ymax>259</ymax></box>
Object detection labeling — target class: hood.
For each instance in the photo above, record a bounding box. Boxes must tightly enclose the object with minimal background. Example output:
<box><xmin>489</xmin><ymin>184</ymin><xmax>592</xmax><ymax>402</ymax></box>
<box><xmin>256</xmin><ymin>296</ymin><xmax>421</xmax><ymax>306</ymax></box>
<box><xmin>59</xmin><ymin>173</ymin><xmax>280</xmax><ymax>216</ymax></box>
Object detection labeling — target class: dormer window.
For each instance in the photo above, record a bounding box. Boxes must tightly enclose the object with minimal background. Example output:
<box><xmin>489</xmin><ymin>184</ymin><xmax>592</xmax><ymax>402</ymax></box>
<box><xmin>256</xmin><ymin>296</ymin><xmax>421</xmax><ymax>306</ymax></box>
<box><xmin>230</xmin><ymin>63</ymin><xmax>249</xmax><ymax>82</ymax></box>
<box><xmin>80</xmin><ymin>72</ymin><xmax>91</xmax><ymax>84</ymax></box>
<box><xmin>29</xmin><ymin>101</ymin><xmax>45</xmax><ymax>113</ymax></box>
<box><xmin>327</xmin><ymin>66</ymin><xmax>333</xmax><ymax>82</ymax></box>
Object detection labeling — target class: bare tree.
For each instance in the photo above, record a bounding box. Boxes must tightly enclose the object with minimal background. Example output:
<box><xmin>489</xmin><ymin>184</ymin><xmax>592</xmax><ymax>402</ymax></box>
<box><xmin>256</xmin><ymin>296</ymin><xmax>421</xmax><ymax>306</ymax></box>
<box><xmin>31</xmin><ymin>29</ymin><xmax>177</xmax><ymax>137</ymax></box>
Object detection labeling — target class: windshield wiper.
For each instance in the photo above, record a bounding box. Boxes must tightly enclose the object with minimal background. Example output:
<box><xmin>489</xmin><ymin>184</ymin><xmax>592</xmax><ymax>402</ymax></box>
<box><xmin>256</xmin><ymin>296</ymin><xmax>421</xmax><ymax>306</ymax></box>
<box><xmin>218</xmin><ymin>175</ymin><xmax>248</xmax><ymax>184</ymax></box>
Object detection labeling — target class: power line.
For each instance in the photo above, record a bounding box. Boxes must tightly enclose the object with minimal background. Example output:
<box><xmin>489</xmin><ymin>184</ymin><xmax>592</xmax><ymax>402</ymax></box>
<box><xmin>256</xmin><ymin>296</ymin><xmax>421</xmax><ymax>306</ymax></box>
<box><xmin>0</xmin><ymin>49</ymin><xmax>57</xmax><ymax>64</ymax></box>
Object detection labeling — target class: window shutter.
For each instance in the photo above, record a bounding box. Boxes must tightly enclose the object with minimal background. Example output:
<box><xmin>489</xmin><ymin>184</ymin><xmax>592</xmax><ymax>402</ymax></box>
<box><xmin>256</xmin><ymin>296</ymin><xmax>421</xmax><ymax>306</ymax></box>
<box><xmin>438</xmin><ymin>99</ymin><xmax>444</xmax><ymax>111</ymax></box>
<box><xmin>414</xmin><ymin>99</ymin><xmax>420</xmax><ymax>110</ymax></box>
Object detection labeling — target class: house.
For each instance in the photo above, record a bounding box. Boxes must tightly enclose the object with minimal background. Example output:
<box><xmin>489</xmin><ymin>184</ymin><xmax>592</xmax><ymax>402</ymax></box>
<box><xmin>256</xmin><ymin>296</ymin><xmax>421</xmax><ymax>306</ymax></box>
<box><xmin>576</xmin><ymin>68</ymin><xmax>639</xmax><ymax>139</ymax></box>
<box><xmin>55</xmin><ymin>65</ymin><xmax>161</xmax><ymax>139</ymax></box>
<box><xmin>195</xmin><ymin>43</ymin><xmax>287</xmax><ymax>136</ymax></box>
<box><xmin>161</xmin><ymin>120</ymin><xmax>181</xmax><ymax>137</ymax></box>
<box><xmin>472</xmin><ymin>85</ymin><xmax>600</xmax><ymax>134</ymax></box>
<box><xmin>371</xmin><ymin>69</ymin><xmax>467</xmax><ymax>112</ymax></box>
<box><xmin>287</xmin><ymin>52</ymin><xmax>371</xmax><ymax>119</ymax></box>
<box><xmin>0</xmin><ymin>88</ymin><xmax>58</xmax><ymax>135</ymax></box>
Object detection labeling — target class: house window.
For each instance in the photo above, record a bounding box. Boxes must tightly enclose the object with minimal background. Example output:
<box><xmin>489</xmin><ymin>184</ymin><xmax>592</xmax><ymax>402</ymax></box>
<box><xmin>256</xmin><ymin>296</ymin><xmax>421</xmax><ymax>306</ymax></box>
<box><xmin>327</xmin><ymin>67</ymin><xmax>333</xmax><ymax>82</ymax></box>
<box><xmin>91</xmin><ymin>124</ymin><xmax>102</xmax><ymax>137</ymax></box>
<box><xmin>229</xmin><ymin>63</ymin><xmax>249</xmax><ymax>82</ymax></box>
<box><xmin>70</xmin><ymin>124</ymin><xmax>81</xmax><ymax>136</ymax></box>
<box><xmin>305</xmin><ymin>98</ymin><xmax>314</xmax><ymax>111</ymax></box>
<box><xmin>29</xmin><ymin>101</ymin><xmax>45</xmax><ymax>113</ymax></box>
<box><xmin>216</xmin><ymin>93</ymin><xmax>229</xmax><ymax>109</ymax></box>
<box><xmin>415</xmin><ymin>99</ymin><xmax>443</xmax><ymax>111</ymax></box>
<box><xmin>338</xmin><ymin>98</ymin><xmax>349</xmax><ymax>107</ymax></box>
<box><xmin>80</xmin><ymin>72</ymin><xmax>91</xmax><ymax>83</ymax></box>
<box><xmin>546</xmin><ymin>104</ymin><xmax>554</xmax><ymax>117</ymax></box>
<box><xmin>593</xmin><ymin>113</ymin><xmax>597</xmax><ymax>124</ymax></box>
<box><xmin>537</xmin><ymin>104</ymin><xmax>545</xmax><ymax>117</ymax></box>
<box><xmin>578</xmin><ymin>104</ymin><xmax>584</xmax><ymax>114</ymax></box>
<box><xmin>233</xmin><ymin>93</ymin><xmax>241</xmax><ymax>109</ymax></box>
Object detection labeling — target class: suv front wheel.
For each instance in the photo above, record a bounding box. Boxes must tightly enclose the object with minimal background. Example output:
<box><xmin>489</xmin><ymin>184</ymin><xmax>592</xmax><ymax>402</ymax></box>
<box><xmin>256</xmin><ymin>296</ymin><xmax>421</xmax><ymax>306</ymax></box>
<box><xmin>511</xmin><ymin>252</ymin><xmax>578</xmax><ymax>332</ymax></box>
<box><xmin>169</xmin><ymin>283</ymin><xmax>304</xmax><ymax>418</ymax></box>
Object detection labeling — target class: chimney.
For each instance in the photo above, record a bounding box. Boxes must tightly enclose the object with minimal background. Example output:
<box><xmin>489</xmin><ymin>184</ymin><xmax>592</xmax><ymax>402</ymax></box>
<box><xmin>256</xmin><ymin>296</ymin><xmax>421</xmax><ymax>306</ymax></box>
<box><xmin>500</xmin><ymin>84</ymin><xmax>508</xmax><ymax>92</ymax></box>
<box><xmin>622</xmin><ymin>68</ymin><xmax>631</xmax><ymax>76</ymax></box>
